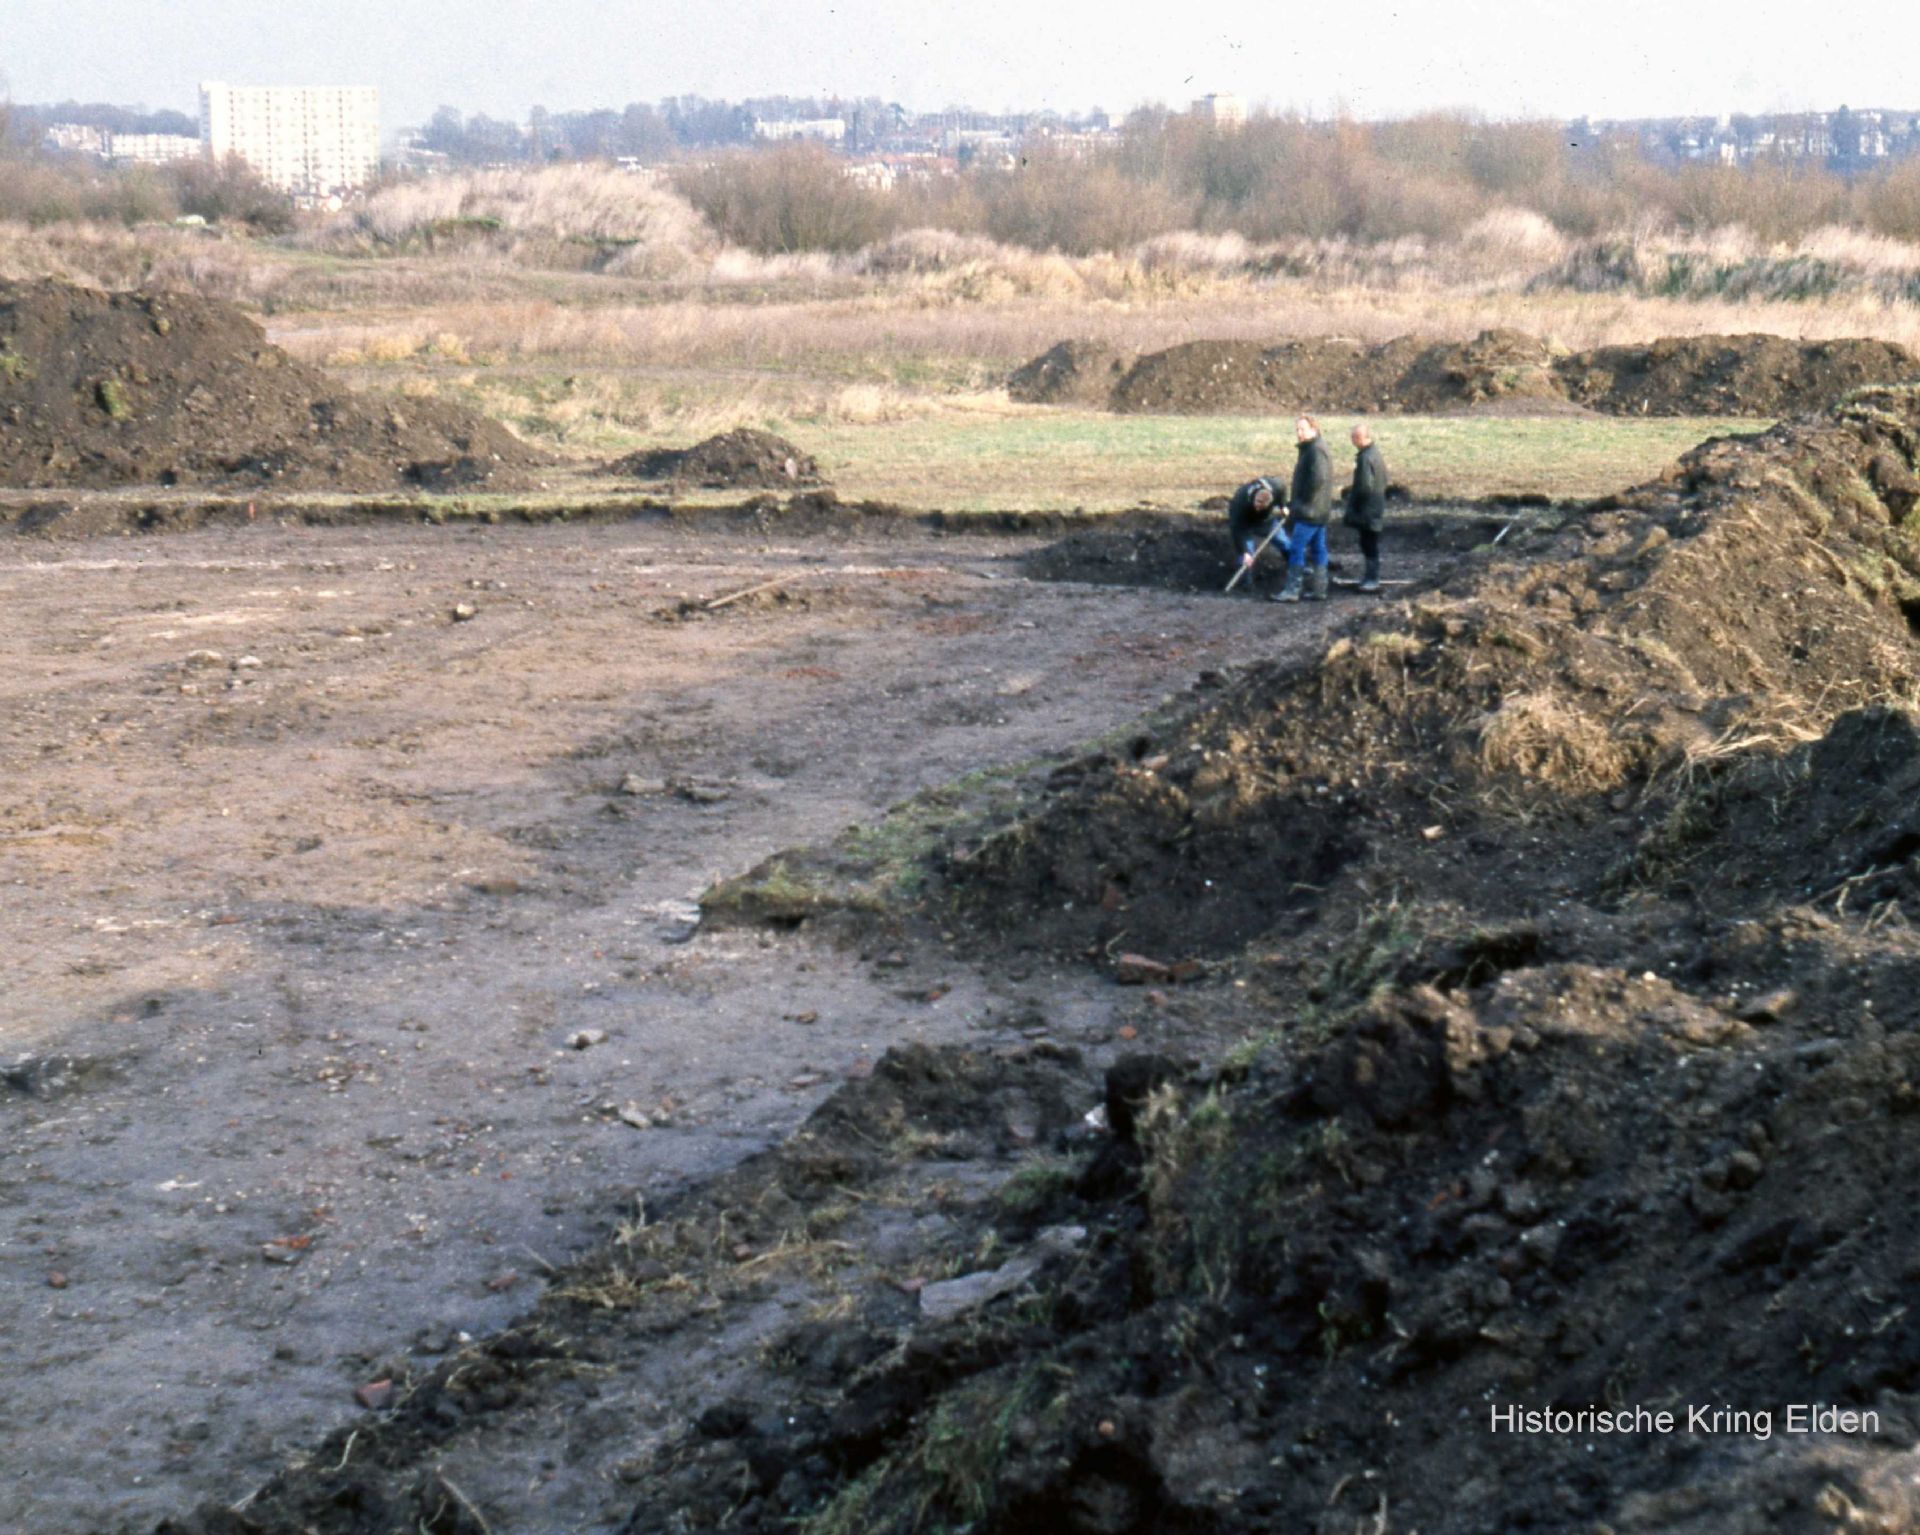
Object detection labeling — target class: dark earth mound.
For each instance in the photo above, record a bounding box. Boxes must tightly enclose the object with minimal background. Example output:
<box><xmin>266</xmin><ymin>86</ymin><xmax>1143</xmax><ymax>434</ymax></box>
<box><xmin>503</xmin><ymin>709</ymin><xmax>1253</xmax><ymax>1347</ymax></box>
<box><xmin>0</xmin><ymin>279</ymin><xmax>552</xmax><ymax>491</ymax></box>
<box><xmin>1006</xmin><ymin>340</ymin><xmax>1139</xmax><ymax>406</ymax></box>
<box><xmin>1562</xmin><ymin>333</ymin><xmax>1920</xmax><ymax>417</ymax></box>
<box><xmin>605</xmin><ymin>427</ymin><xmax>823</xmax><ymax>489</ymax></box>
<box><xmin>1034</xmin><ymin>327</ymin><xmax>1920</xmax><ymax>418</ymax></box>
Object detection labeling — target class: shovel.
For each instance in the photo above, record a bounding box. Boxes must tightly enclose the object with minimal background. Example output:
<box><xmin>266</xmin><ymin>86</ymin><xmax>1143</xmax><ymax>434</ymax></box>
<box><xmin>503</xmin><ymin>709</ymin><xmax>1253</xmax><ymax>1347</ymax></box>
<box><xmin>1224</xmin><ymin>523</ymin><xmax>1284</xmax><ymax>593</ymax></box>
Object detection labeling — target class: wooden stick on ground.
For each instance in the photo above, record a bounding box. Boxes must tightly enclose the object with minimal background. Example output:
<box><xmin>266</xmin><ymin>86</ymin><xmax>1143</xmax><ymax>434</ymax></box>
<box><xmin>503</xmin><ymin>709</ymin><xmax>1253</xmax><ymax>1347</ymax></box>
<box><xmin>702</xmin><ymin>575</ymin><xmax>791</xmax><ymax>611</ymax></box>
<box><xmin>1224</xmin><ymin>524</ymin><xmax>1284</xmax><ymax>593</ymax></box>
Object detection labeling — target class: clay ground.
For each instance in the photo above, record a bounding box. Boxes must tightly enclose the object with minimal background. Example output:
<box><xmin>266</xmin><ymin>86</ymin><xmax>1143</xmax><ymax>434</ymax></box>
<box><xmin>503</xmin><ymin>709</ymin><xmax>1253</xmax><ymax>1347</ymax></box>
<box><xmin>0</xmin><ymin>513</ymin><xmax>1443</xmax><ymax>1533</ymax></box>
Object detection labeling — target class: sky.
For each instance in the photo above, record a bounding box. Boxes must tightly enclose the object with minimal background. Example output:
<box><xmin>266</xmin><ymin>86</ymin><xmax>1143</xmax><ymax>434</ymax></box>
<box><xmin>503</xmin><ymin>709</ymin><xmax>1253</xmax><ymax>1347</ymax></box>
<box><xmin>6</xmin><ymin>0</ymin><xmax>1920</xmax><ymax>130</ymax></box>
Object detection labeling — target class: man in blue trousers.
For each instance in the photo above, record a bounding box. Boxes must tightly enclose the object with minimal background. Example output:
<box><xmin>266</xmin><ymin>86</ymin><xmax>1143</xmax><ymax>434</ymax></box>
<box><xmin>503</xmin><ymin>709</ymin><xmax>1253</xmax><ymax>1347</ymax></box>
<box><xmin>1274</xmin><ymin>414</ymin><xmax>1333</xmax><ymax>603</ymax></box>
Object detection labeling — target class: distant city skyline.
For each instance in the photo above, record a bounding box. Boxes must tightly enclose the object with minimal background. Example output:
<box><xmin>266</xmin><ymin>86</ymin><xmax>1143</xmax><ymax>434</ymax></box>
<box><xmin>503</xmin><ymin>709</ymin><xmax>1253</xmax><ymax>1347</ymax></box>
<box><xmin>6</xmin><ymin>0</ymin><xmax>1920</xmax><ymax>131</ymax></box>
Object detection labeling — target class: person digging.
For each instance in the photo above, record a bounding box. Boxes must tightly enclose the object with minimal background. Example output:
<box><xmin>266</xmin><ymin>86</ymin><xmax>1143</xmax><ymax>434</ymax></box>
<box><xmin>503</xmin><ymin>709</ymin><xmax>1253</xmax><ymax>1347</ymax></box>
<box><xmin>1224</xmin><ymin>476</ymin><xmax>1285</xmax><ymax>593</ymax></box>
<box><xmin>1274</xmin><ymin>414</ymin><xmax>1333</xmax><ymax>602</ymax></box>
<box><xmin>1343</xmin><ymin>421</ymin><xmax>1389</xmax><ymax>593</ymax></box>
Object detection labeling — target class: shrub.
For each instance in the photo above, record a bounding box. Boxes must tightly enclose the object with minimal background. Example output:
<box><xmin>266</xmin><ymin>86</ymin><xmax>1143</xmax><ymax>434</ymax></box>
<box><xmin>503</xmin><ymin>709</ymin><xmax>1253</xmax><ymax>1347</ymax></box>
<box><xmin>170</xmin><ymin>155</ymin><xmax>293</xmax><ymax>234</ymax></box>
<box><xmin>675</xmin><ymin>144</ymin><xmax>896</xmax><ymax>254</ymax></box>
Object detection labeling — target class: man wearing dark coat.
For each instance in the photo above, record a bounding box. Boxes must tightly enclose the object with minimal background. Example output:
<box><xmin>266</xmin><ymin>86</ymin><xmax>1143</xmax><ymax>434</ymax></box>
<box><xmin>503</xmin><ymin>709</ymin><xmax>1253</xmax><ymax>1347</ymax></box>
<box><xmin>1225</xmin><ymin>475</ymin><xmax>1284</xmax><ymax>589</ymax></box>
<box><xmin>1343</xmin><ymin>422</ymin><xmax>1389</xmax><ymax>593</ymax></box>
<box><xmin>1274</xmin><ymin>414</ymin><xmax>1334</xmax><ymax>603</ymax></box>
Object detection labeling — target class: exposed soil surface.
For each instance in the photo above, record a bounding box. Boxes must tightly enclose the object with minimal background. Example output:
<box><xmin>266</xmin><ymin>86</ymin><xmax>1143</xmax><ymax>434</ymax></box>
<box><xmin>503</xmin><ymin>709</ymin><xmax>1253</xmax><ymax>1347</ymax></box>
<box><xmin>15</xmin><ymin>372</ymin><xmax>1920</xmax><ymax>1535</ymax></box>
<box><xmin>603</xmin><ymin>428</ymin><xmax>823</xmax><ymax>490</ymax></box>
<box><xmin>0</xmin><ymin>280</ymin><xmax>553</xmax><ymax>492</ymax></box>
<box><xmin>1018</xmin><ymin>506</ymin><xmax>1520</xmax><ymax>595</ymax></box>
<box><xmin>0</xmin><ymin>508</ymin><xmax>1404</xmax><ymax>1535</ymax></box>
<box><xmin>120</xmin><ymin>388</ymin><xmax>1920</xmax><ymax>1535</ymax></box>
<box><xmin>1018</xmin><ymin>328</ymin><xmax>1920</xmax><ymax>417</ymax></box>
<box><xmin>1006</xmin><ymin>341</ymin><xmax>1139</xmax><ymax>408</ymax></box>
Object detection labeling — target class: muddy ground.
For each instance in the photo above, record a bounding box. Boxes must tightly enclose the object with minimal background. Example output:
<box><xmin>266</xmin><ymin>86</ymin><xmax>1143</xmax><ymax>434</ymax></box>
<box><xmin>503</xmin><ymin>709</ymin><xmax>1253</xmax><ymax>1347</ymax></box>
<box><xmin>105</xmin><ymin>393</ymin><xmax>1920</xmax><ymax>1535</ymax></box>
<box><xmin>0</xmin><ymin>506</ymin><xmax>1464</xmax><ymax>1534</ymax></box>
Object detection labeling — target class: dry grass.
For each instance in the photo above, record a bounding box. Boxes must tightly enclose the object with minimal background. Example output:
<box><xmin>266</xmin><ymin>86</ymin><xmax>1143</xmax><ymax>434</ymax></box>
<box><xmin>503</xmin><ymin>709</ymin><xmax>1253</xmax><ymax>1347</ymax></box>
<box><xmin>1475</xmin><ymin>692</ymin><xmax>1633</xmax><ymax>790</ymax></box>
<box><xmin>266</xmin><ymin>278</ymin><xmax>1920</xmax><ymax>387</ymax></box>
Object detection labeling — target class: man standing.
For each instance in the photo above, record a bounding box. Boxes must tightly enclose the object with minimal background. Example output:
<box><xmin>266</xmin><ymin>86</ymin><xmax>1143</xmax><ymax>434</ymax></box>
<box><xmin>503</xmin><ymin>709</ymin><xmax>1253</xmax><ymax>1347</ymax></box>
<box><xmin>1343</xmin><ymin>422</ymin><xmax>1389</xmax><ymax>594</ymax></box>
<box><xmin>1274</xmin><ymin>414</ymin><xmax>1333</xmax><ymax>603</ymax></box>
<box><xmin>1225</xmin><ymin>475</ymin><xmax>1282</xmax><ymax>591</ymax></box>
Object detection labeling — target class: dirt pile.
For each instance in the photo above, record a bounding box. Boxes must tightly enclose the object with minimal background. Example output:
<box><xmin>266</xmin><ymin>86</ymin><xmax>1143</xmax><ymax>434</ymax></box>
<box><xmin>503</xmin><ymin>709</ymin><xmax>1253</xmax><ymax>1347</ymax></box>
<box><xmin>0</xmin><ymin>279</ymin><xmax>552</xmax><ymax>491</ymax></box>
<box><xmin>1562</xmin><ymin>334</ymin><xmax>1920</xmax><ymax>416</ymax></box>
<box><xmin>605</xmin><ymin>427</ymin><xmax>822</xmax><ymax>489</ymax></box>
<box><xmin>1034</xmin><ymin>328</ymin><xmax>1920</xmax><ymax>417</ymax></box>
<box><xmin>1006</xmin><ymin>340</ymin><xmax>1138</xmax><ymax>406</ymax></box>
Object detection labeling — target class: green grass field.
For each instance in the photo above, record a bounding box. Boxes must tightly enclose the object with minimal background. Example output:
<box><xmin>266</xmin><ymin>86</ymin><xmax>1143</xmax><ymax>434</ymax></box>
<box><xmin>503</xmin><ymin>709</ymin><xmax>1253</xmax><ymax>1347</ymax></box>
<box><xmin>783</xmin><ymin>412</ymin><xmax>1764</xmax><ymax>511</ymax></box>
<box><xmin>421</xmin><ymin>367</ymin><xmax>1763</xmax><ymax>511</ymax></box>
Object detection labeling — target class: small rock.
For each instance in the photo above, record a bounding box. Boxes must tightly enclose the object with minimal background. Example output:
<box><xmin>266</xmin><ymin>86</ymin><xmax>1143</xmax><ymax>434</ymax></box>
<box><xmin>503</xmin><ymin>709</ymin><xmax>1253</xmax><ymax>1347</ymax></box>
<box><xmin>786</xmin><ymin>1010</ymin><xmax>819</xmax><ymax>1026</ymax></box>
<box><xmin>789</xmin><ymin>1073</ymin><xmax>824</xmax><ymax>1089</ymax></box>
<box><xmin>413</xmin><ymin>1325</ymin><xmax>455</xmax><ymax>1355</ymax></box>
<box><xmin>671</xmin><ymin>778</ymin><xmax>731</xmax><ymax>805</ymax></box>
<box><xmin>47</xmin><ymin>1271</ymin><xmax>68</xmax><ymax>1289</ymax></box>
<box><xmin>1115</xmin><ymin>953</ymin><xmax>1171</xmax><ymax>985</ymax></box>
<box><xmin>1422</xmin><ymin>825</ymin><xmax>1446</xmax><ymax>841</ymax></box>
<box><xmin>484</xmin><ymin>1269</ymin><xmax>519</xmax><ymax>1293</ymax></box>
<box><xmin>232</xmin><ymin>655</ymin><xmax>264</xmax><ymax>670</ymax></box>
<box><xmin>353</xmin><ymin>1379</ymin><xmax>395</xmax><ymax>1411</ymax></box>
<box><xmin>618</xmin><ymin>773</ymin><xmax>667</xmax><ymax>796</ymax></box>
<box><xmin>1736</xmin><ymin>988</ymin><xmax>1799</xmax><ymax>1024</ymax></box>
<box><xmin>918</xmin><ymin>1225</ymin><xmax>1086</xmax><ymax>1321</ymax></box>
<box><xmin>450</xmin><ymin>603</ymin><xmax>478</xmax><ymax>622</ymax></box>
<box><xmin>651</xmin><ymin>898</ymin><xmax>702</xmax><ymax>943</ymax></box>
<box><xmin>567</xmin><ymin>1029</ymin><xmax>608</xmax><ymax>1051</ymax></box>
<box><xmin>616</xmin><ymin>1103</ymin><xmax>653</xmax><ymax>1130</ymax></box>
<box><xmin>260</xmin><ymin>1240</ymin><xmax>307</xmax><ymax>1266</ymax></box>
<box><xmin>183</xmin><ymin>649</ymin><xmax>224</xmax><ymax>669</ymax></box>
<box><xmin>1518</xmin><ymin>1223</ymin><xmax>1564</xmax><ymax>1267</ymax></box>
<box><xmin>1724</xmin><ymin>1150</ymin><xmax>1765</xmax><ymax>1190</ymax></box>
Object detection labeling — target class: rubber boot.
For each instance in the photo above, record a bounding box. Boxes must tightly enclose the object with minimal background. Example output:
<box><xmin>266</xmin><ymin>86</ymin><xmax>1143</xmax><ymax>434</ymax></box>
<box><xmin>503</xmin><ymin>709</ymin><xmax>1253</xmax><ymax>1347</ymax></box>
<box><xmin>1358</xmin><ymin>556</ymin><xmax>1381</xmax><ymax>594</ymax></box>
<box><xmin>1272</xmin><ymin>566</ymin><xmax>1304</xmax><ymax>603</ymax></box>
<box><xmin>1304</xmin><ymin>565</ymin><xmax>1329</xmax><ymax>601</ymax></box>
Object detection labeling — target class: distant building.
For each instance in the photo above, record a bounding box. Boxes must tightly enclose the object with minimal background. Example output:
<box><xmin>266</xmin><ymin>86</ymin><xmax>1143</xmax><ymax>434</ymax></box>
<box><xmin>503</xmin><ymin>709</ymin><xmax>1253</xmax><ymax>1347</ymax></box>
<box><xmin>753</xmin><ymin>117</ymin><xmax>846</xmax><ymax>143</ymax></box>
<box><xmin>44</xmin><ymin>123</ymin><xmax>111</xmax><ymax>156</ymax></box>
<box><xmin>1191</xmin><ymin>93</ymin><xmax>1246</xmax><ymax>129</ymax></box>
<box><xmin>109</xmin><ymin>133</ymin><xmax>204</xmax><ymax>166</ymax></box>
<box><xmin>199</xmin><ymin>82</ymin><xmax>380</xmax><ymax>195</ymax></box>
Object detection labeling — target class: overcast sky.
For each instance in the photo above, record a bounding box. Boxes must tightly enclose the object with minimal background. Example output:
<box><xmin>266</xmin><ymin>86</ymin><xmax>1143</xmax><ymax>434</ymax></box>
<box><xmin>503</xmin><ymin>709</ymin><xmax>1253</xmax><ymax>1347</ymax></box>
<box><xmin>6</xmin><ymin>0</ymin><xmax>1920</xmax><ymax>128</ymax></box>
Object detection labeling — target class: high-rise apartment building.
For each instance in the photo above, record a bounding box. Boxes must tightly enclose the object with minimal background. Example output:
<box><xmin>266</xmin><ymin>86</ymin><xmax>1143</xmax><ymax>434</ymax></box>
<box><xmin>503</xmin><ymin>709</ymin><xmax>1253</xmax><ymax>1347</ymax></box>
<box><xmin>199</xmin><ymin>83</ymin><xmax>380</xmax><ymax>195</ymax></box>
<box><xmin>1191</xmin><ymin>93</ymin><xmax>1247</xmax><ymax>129</ymax></box>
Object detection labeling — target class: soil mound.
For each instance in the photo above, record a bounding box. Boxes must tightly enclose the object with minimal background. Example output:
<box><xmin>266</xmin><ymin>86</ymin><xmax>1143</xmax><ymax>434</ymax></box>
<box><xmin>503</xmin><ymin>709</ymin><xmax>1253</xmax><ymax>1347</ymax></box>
<box><xmin>0</xmin><ymin>279</ymin><xmax>551</xmax><ymax>491</ymax></box>
<box><xmin>1006</xmin><ymin>339</ymin><xmax>1137</xmax><ymax>406</ymax></box>
<box><xmin>1055</xmin><ymin>327</ymin><xmax>1920</xmax><ymax>417</ymax></box>
<box><xmin>1561</xmin><ymin>333</ymin><xmax>1920</xmax><ymax>416</ymax></box>
<box><xmin>606</xmin><ymin>428</ymin><xmax>822</xmax><ymax>489</ymax></box>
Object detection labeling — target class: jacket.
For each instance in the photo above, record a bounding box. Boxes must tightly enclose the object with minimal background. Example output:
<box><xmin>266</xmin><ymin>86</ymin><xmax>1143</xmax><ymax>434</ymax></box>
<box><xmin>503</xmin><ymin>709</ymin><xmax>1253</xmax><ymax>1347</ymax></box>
<box><xmin>1289</xmin><ymin>437</ymin><xmax>1334</xmax><ymax>525</ymax></box>
<box><xmin>1343</xmin><ymin>442</ymin><xmax>1388</xmax><ymax>531</ymax></box>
